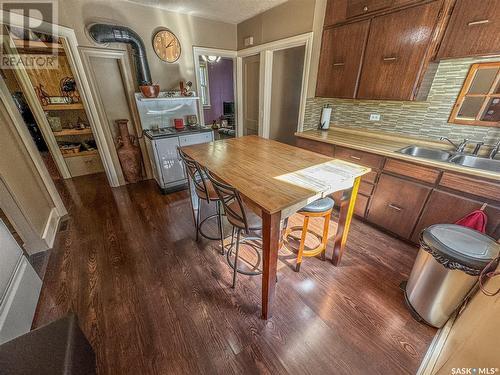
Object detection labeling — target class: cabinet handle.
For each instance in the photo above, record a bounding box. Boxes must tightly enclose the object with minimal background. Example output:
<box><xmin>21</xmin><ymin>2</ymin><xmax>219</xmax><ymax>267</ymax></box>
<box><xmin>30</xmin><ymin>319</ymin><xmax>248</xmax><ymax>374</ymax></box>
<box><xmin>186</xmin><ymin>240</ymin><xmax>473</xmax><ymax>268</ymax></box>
<box><xmin>349</xmin><ymin>155</ymin><xmax>361</xmax><ymax>160</ymax></box>
<box><xmin>383</xmin><ymin>56</ymin><xmax>397</xmax><ymax>62</ymax></box>
<box><xmin>388</xmin><ymin>204</ymin><xmax>403</xmax><ymax>212</ymax></box>
<box><xmin>332</xmin><ymin>62</ymin><xmax>345</xmax><ymax>67</ymax></box>
<box><xmin>467</xmin><ymin>19</ymin><xmax>489</xmax><ymax>26</ymax></box>
<box><xmin>363</xmin><ymin>5</ymin><xmax>368</xmax><ymax>12</ymax></box>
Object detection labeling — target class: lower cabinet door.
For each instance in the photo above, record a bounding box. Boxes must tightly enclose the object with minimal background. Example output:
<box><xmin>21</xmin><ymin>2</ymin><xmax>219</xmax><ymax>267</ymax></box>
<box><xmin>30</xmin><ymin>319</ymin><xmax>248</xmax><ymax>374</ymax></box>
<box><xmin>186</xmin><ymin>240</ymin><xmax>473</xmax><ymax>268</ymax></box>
<box><xmin>354</xmin><ymin>193</ymin><xmax>370</xmax><ymax>218</ymax></box>
<box><xmin>411</xmin><ymin>190</ymin><xmax>500</xmax><ymax>243</ymax></box>
<box><xmin>367</xmin><ymin>173</ymin><xmax>431</xmax><ymax>238</ymax></box>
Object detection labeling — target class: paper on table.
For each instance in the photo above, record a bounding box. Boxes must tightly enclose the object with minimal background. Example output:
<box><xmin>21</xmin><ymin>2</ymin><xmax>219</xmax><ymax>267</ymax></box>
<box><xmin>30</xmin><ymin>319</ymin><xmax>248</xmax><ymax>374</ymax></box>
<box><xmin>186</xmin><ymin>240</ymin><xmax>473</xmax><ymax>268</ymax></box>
<box><xmin>275</xmin><ymin>159</ymin><xmax>370</xmax><ymax>194</ymax></box>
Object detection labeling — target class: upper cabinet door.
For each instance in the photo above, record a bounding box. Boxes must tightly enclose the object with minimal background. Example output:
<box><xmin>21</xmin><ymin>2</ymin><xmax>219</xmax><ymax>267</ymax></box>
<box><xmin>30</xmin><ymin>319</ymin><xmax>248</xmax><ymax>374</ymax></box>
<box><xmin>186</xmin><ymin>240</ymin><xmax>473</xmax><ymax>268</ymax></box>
<box><xmin>316</xmin><ymin>21</ymin><xmax>370</xmax><ymax>98</ymax></box>
<box><xmin>437</xmin><ymin>0</ymin><xmax>500</xmax><ymax>59</ymax></box>
<box><xmin>346</xmin><ymin>0</ymin><xmax>394</xmax><ymax>18</ymax></box>
<box><xmin>357</xmin><ymin>1</ymin><xmax>441</xmax><ymax>100</ymax></box>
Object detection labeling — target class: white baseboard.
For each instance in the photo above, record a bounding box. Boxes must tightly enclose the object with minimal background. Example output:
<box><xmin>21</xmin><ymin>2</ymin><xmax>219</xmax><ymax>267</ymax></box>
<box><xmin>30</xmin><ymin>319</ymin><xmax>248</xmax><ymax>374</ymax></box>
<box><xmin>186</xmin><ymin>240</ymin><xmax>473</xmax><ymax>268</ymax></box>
<box><xmin>41</xmin><ymin>207</ymin><xmax>60</xmax><ymax>250</ymax></box>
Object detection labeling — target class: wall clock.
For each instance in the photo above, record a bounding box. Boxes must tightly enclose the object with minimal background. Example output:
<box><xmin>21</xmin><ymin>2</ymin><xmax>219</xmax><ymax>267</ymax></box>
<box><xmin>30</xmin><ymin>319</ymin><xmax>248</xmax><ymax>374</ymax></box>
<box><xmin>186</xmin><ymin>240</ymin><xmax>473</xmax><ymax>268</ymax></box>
<box><xmin>152</xmin><ymin>29</ymin><xmax>181</xmax><ymax>63</ymax></box>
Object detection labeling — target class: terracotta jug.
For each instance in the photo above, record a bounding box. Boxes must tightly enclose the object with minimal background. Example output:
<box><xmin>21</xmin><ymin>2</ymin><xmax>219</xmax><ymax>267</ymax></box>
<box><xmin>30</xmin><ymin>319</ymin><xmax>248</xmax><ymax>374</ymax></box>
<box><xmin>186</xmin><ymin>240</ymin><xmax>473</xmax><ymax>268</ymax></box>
<box><xmin>116</xmin><ymin>119</ymin><xmax>142</xmax><ymax>183</ymax></box>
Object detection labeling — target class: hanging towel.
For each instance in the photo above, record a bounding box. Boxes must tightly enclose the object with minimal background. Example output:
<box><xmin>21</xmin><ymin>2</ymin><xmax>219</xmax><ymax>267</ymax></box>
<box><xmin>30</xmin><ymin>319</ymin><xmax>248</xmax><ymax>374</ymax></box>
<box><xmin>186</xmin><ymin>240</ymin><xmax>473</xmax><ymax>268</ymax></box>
<box><xmin>455</xmin><ymin>203</ymin><xmax>488</xmax><ymax>233</ymax></box>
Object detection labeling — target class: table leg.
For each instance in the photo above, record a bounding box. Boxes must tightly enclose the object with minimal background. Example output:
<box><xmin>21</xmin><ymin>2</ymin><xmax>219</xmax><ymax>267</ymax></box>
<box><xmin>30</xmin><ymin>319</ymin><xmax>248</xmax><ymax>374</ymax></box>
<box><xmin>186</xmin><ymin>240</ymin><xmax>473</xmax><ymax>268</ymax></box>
<box><xmin>332</xmin><ymin>176</ymin><xmax>361</xmax><ymax>266</ymax></box>
<box><xmin>261</xmin><ymin>210</ymin><xmax>281</xmax><ymax>320</ymax></box>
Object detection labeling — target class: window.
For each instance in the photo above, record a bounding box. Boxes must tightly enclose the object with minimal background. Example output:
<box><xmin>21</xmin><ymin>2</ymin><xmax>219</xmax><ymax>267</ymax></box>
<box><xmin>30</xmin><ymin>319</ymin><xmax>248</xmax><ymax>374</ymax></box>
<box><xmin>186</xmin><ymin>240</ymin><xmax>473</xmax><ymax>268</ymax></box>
<box><xmin>450</xmin><ymin>62</ymin><xmax>500</xmax><ymax>127</ymax></box>
<box><xmin>199</xmin><ymin>62</ymin><xmax>210</xmax><ymax>107</ymax></box>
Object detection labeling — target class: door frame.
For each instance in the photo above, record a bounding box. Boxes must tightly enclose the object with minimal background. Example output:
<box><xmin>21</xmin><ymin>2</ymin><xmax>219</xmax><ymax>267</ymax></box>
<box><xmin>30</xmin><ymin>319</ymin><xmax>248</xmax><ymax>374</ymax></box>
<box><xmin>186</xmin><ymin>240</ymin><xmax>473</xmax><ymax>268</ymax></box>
<box><xmin>0</xmin><ymin>10</ymin><xmax>122</xmax><ymax>187</ymax></box>
<box><xmin>79</xmin><ymin>46</ymin><xmax>154</xmax><ymax>183</ymax></box>
<box><xmin>192</xmin><ymin>47</ymin><xmax>238</xmax><ymax>130</ymax></box>
<box><xmin>236</xmin><ymin>32</ymin><xmax>313</xmax><ymax>138</ymax></box>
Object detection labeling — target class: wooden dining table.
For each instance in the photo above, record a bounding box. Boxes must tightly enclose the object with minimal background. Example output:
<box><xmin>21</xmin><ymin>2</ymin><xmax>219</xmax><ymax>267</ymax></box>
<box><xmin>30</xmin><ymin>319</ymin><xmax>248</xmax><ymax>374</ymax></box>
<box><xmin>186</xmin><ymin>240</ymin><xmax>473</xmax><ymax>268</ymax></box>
<box><xmin>181</xmin><ymin>136</ymin><xmax>370</xmax><ymax>319</ymax></box>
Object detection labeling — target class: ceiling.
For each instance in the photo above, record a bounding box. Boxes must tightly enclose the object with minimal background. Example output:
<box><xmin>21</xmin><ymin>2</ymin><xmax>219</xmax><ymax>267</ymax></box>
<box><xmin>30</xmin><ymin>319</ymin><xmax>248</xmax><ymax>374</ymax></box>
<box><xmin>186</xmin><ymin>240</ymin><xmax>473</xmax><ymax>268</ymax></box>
<box><xmin>125</xmin><ymin>0</ymin><xmax>288</xmax><ymax>24</ymax></box>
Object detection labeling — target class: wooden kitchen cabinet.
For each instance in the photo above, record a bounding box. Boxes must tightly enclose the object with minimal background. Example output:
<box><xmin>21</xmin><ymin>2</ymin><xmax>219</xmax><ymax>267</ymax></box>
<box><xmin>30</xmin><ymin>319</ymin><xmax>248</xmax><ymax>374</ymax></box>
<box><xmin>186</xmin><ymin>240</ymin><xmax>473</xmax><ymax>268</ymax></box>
<box><xmin>324</xmin><ymin>0</ymin><xmax>423</xmax><ymax>26</ymax></box>
<box><xmin>367</xmin><ymin>173</ymin><xmax>431</xmax><ymax>238</ymax></box>
<box><xmin>334</xmin><ymin>146</ymin><xmax>385</xmax><ymax>169</ymax></box>
<box><xmin>346</xmin><ymin>0</ymin><xmax>394</xmax><ymax>18</ymax></box>
<box><xmin>295</xmin><ymin>137</ymin><xmax>335</xmax><ymax>156</ymax></box>
<box><xmin>354</xmin><ymin>193</ymin><xmax>370</xmax><ymax>217</ymax></box>
<box><xmin>437</xmin><ymin>0</ymin><xmax>500</xmax><ymax>59</ymax></box>
<box><xmin>357</xmin><ymin>1</ymin><xmax>442</xmax><ymax>100</ymax></box>
<box><xmin>411</xmin><ymin>190</ymin><xmax>500</xmax><ymax>242</ymax></box>
<box><xmin>316</xmin><ymin>21</ymin><xmax>370</xmax><ymax>98</ymax></box>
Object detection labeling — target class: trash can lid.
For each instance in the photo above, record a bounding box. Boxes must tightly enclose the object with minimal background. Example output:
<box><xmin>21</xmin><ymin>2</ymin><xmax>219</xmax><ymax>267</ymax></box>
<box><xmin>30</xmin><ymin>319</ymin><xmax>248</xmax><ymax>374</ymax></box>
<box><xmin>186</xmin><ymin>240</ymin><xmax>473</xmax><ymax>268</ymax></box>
<box><xmin>422</xmin><ymin>224</ymin><xmax>500</xmax><ymax>272</ymax></box>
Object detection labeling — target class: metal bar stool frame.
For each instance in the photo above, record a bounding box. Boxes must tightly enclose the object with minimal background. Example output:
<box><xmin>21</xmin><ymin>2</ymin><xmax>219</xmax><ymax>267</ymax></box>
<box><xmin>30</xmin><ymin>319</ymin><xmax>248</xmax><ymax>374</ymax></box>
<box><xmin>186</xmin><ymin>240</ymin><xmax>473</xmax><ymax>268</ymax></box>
<box><xmin>178</xmin><ymin>147</ymin><xmax>225</xmax><ymax>254</ymax></box>
<box><xmin>205</xmin><ymin>169</ymin><xmax>263</xmax><ymax>288</ymax></box>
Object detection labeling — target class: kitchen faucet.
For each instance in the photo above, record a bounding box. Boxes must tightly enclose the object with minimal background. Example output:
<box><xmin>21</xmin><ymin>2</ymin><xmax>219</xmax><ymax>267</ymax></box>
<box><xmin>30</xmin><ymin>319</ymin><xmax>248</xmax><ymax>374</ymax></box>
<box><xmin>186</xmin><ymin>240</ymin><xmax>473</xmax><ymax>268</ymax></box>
<box><xmin>489</xmin><ymin>140</ymin><xmax>500</xmax><ymax>159</ymax></box>
<box><xmin>439</xmin><ymin>137</ymin><xmax>469</xmax><ymax>153</ymax></box>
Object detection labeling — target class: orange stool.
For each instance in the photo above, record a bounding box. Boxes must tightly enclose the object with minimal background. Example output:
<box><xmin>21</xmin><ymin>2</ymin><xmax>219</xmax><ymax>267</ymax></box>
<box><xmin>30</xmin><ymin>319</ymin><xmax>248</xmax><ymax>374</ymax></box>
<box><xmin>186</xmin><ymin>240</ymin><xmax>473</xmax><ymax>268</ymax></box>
<box><xmin>283</xmin><ymin>197</ymin><xmax>334</xmax><ymax>272</ymax></box>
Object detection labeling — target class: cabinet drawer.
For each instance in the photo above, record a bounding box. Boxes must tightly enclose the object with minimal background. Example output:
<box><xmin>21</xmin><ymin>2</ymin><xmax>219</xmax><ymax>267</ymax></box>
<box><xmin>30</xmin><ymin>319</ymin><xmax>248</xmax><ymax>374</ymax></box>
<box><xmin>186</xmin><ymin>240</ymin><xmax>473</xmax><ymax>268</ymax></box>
<box><xmin>384</xmin><ymin>158</ymin><xmax>440</xmax><ymax>184</ymax></box>
<box><xmin>362</xmin><ymin>170</ymin><xmax>378</xmax><ymax>184</ymax></box>
<box><xmin>439</xmin><ymin>172</ymin><xmax>500</xmax><ymax>201</ymax></box>
<box><xmin>367</xmin><ymin>173</ymin><xmax>431</xmax><ymax>238</ymax></box>
<box><xmin>346</xmin><ymin>0</ymin><xmax>394</xmax><ymax>18</ymax></box>
<box><xmin>296</xmin><ymin>138</ymin><xmax>334</xmax><ymax>157</ymax></box>
<box><xmin>354</xmin><ymin>193</ymin><xmax>370</xmax><ymax>218</ymax></box>
<box><xmin>179</xmin><ymin>132</ymin><xmax>213</xmax><ymax>146</ymax></box>
<box><xmin>65</xmin><ymin>153</ymin><xmax>104</xmax><ymax>177</ymax></box>
<box><xmin>359</xmin><ymin>181</ymin><xmax>374</xmax><ymax>196</ymax></box>
<box><xmin>335</xmin><ymin>146</ymin><xmax>384</xmax><ymax>169</ymax></box>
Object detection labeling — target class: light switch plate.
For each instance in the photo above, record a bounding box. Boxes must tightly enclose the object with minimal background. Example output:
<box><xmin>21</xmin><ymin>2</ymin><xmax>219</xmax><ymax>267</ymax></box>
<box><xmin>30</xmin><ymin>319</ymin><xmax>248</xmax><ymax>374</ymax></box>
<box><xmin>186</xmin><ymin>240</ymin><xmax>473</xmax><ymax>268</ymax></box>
<box><xmin>369</xmin><ymin>113</ymin><xmax>381</xmax><ymax>121</ymax></box>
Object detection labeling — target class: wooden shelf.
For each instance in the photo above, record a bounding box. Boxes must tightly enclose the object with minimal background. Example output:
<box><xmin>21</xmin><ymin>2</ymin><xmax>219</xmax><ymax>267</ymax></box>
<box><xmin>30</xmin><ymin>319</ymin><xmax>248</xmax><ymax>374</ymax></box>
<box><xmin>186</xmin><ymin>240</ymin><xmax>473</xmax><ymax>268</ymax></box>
<box><xmin>53</xmin><ymin>128</ymin><xmax>93</xmax><ymax>137</ymax></box>
<box><xmin>62</xmin><ymin>150</ymin><xmax>98</xmax><ymax>159</ymax></box>
<box><xmin>43</xmin><ymin>103</ymin><xmax>84</xmax><ymax>111</ymax></box>
<box><xmin>13</xmin><ymin>39</ymin><xmax>64</xmax><ymax>52</ymax></box>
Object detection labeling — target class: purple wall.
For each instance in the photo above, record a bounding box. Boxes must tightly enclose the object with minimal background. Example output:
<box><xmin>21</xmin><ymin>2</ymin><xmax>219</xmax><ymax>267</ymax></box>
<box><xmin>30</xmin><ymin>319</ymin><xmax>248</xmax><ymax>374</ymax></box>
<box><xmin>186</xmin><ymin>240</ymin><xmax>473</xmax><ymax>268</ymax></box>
<box><xmin>203</xmin><ymin>58</ymin><xmax>234</xmax><ymax>125</ymax></box>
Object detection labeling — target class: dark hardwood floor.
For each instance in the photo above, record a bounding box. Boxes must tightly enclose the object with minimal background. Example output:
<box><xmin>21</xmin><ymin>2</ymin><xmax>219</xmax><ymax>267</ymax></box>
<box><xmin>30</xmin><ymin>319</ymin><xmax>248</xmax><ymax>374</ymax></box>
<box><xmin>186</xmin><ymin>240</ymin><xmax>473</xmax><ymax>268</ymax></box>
<box><xmin>33</xmin><ymin>173</ymin><xmax>436</xmax><ymax>375</ymax></box>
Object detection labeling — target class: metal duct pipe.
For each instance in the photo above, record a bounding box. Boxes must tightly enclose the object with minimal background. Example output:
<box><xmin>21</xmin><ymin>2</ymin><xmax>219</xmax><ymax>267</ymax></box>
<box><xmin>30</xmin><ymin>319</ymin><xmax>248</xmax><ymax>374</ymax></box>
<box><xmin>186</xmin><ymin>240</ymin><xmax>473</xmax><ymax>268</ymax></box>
<box><xmin>88</xmin><ymin>23</ymin><xmax>152</xmax><ymax>86</ymax></box>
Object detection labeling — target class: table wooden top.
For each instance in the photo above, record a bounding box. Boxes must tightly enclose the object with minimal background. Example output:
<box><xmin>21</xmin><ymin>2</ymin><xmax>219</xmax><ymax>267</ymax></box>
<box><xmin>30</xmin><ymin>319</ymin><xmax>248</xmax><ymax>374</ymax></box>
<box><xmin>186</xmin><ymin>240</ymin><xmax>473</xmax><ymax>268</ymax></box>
<box><xmin>181</xmin><ymin>136</ymin><xmax>369</xmax><ymax>215</ymax></box>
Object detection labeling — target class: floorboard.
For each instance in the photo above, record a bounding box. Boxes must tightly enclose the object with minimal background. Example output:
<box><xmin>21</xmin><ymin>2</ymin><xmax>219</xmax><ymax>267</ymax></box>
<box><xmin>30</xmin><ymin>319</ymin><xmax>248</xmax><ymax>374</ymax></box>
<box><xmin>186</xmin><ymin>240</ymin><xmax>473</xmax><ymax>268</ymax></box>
<box><xmin>33</xmin><ymin>173</ymin><xmax>436</xmax><ymax>375</ymax></box>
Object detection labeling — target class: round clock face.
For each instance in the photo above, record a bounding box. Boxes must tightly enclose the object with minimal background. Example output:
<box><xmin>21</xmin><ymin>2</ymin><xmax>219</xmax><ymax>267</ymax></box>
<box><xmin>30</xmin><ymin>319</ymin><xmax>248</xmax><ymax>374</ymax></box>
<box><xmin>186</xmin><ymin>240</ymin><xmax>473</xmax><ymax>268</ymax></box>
<box><xmin>152</xmin><ymin>30</ymin><xmax>181</xmax><ymax>63</ymax></box>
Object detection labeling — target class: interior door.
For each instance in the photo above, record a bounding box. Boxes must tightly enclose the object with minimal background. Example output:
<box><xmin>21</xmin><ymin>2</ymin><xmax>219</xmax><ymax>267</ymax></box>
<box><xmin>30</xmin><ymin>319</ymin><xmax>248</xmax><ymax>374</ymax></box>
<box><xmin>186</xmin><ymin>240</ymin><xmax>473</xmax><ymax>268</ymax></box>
<box><xmin>357</xmin><ymin>1</ymin><xmax>441</xmax><ymax>100</ymax></box>
<box><xmin>242</xmin><ymin>54</ymin><xmax>260</xmax><ymax>136</ymax></box>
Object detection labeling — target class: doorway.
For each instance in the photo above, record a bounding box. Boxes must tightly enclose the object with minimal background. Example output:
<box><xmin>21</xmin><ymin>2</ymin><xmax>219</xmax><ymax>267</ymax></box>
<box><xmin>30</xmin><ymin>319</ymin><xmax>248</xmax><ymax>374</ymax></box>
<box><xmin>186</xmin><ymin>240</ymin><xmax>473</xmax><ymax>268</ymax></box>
<box><xmin>236</xmin><ymin>33</ymin><xmax>313</xmax><ymax>141</ymax></box>
<box><xmin>1</xmin><ymin>28</ymin><xmax>105</xmax><ymax>187</ymax></box>
<box><xmin>193</xmin><ymin>47</ymin><xmax>237</xmax><ymax>140</ymax></box>
<box><xmin>269</xmin><ymin>46</ymin><xmax>305</xmax><ymax>145</ymax></box>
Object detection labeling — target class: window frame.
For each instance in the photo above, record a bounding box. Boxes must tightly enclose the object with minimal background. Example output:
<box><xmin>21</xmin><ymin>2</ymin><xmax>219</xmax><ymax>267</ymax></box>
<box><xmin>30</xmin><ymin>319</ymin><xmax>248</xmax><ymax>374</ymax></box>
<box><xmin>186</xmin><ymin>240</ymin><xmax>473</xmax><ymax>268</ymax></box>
<box><xmin>198</xmin><ymin>61</ymin><xmax>211</xmax><ymax>108</ymax></box>
<box><xmin>449</xmin><ymin>62</ymin><xmax>500</xmax><ymax>127</ymax></box>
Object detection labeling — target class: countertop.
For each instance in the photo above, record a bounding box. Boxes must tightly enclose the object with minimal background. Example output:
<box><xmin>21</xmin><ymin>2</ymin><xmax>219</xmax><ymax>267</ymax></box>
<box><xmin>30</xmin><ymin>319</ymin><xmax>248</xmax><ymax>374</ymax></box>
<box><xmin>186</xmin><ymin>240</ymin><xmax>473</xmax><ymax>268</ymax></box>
<box><xmin>144</xmin><ymin>126</ymin><xmax>213</xmax><ymax>140</ymax></box>
<box><xmin>295</xmin><ymin>127</ymin><xmax>500</xmax><ymax>181</ymax></box>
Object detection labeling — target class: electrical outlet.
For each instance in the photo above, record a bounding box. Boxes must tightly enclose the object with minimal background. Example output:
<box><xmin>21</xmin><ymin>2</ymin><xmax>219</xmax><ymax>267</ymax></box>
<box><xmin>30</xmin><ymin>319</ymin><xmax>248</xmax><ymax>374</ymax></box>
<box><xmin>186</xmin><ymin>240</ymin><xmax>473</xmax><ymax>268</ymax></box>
<box><xmin>369</xmin><ymin>113</ymin><xmax>381</xmax><ymax>121</ymax></box>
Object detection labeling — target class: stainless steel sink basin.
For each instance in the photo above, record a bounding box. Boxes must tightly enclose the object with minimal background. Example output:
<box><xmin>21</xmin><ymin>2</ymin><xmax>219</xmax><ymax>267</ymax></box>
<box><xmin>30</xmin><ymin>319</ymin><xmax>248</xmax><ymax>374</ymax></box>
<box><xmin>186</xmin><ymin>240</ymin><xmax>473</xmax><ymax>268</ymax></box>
<box><xmin>448</xmin><ymin>155</ymin><xmax>500</xmax><ymax>173</ymax></box>
<box><xmin>397</xmin><ymin>145</ymin><xmax>453</xmax><ymax>161</ymax></box>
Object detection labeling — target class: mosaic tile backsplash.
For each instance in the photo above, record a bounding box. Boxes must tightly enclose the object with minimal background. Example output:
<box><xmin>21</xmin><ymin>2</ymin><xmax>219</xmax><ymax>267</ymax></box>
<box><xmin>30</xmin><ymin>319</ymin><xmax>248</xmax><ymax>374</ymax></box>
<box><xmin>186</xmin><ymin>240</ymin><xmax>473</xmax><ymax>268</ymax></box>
<box><xmin>303</xmin><ymin>56</ymin><xmax>500</xmax><ymax>146</ymax></box>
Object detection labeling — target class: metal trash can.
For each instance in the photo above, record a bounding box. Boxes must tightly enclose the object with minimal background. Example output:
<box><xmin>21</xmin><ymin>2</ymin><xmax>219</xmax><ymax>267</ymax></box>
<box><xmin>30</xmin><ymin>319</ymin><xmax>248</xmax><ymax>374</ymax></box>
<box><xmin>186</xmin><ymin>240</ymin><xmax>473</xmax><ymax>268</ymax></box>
<box><xmin>405</xmin><ymin>224</ymin><xmax>500</xmax><ymax>328</ymax></box>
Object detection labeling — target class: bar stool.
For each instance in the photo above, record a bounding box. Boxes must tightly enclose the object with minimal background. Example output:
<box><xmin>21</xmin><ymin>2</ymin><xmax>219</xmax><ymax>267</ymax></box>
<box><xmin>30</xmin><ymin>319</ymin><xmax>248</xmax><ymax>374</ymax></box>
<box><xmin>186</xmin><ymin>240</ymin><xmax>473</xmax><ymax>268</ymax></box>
<box><xmin>205</xmin><ymin>169</ymin><xmax>263</xmax><ymax>288</ymax></box>
<box><xmin>178</xmin><ymin>148</ymin><xmax>225</xmax><ymax>254</ymax></box>
<box><xmin>283</xmin><ymin>197</ymin><xmax>335</xmax><ymax>272</ymax></box>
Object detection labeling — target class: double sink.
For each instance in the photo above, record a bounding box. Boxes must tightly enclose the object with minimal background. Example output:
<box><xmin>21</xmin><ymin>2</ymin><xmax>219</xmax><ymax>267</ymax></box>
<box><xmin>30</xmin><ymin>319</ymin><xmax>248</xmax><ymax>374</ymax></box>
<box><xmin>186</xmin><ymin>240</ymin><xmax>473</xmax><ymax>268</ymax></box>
<box><xmin>397</xmin><ymin>146</ymin><xmax>500</xmax><ymax>173</ymax></box>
